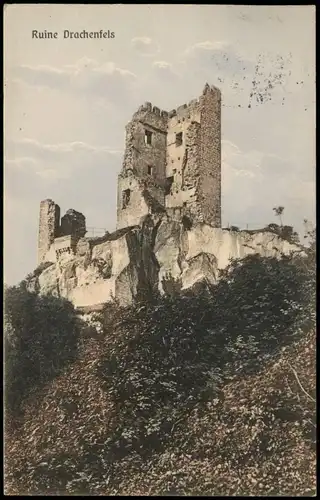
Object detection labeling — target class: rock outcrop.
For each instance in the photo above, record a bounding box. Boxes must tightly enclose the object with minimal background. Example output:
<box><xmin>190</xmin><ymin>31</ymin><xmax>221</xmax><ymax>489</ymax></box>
<box><xmin>27</xmin><ymin>216</ymin><xmax>303</xmax><ymax>311</ymax></box>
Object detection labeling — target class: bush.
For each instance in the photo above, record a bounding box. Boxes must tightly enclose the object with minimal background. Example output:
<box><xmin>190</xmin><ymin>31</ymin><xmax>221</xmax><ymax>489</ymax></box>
<box><xmin>4</xmin><ymin>283</ymin><xmax>80</xmax><ymax>425</ymax></box>
<box><xmin>265</xmin><ymin>223</ymin><xmax>300</xmax><ymax>245</ymax></box>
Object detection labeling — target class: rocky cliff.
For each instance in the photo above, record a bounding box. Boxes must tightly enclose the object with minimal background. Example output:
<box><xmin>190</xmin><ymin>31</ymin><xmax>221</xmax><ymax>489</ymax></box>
<box><xmin>27</xmin><ymin>214</ymin><xmax>303</xmax><ymax>311</ymax></box>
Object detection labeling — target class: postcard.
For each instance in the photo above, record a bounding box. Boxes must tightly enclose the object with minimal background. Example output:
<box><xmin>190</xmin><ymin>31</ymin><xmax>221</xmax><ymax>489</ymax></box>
<box><xmin>4</xmin><ymin>4</ymin><xmax>316</xmax><ymax>496</ymax></box>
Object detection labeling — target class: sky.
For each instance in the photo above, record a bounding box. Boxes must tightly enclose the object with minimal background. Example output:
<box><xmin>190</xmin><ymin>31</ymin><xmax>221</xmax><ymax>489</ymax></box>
<box><xmin>4</xmin><ymin>4</ymin><xmax>316</xmax><ymax>286</ymax></box>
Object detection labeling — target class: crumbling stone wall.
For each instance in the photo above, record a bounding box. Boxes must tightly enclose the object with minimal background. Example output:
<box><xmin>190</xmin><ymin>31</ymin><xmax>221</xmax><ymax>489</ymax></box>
<box><xmin>165</xmin><ymin>121</ymin><xmax>200</xmax><ymax>219</ymax></box>
<box><xmin>117</xmin><ymin>173</ymin><xmax>150</xmax><ymax>230</ymax></box>
<box><xmin>117</xmin><ymin>84</ymin><xmax>222</xmax><ymax>230</ymax></box>
<box><xmin>122</xmin><ymin>103</ymin><xmax>167</xmax><ymax>181</ymax></box>
<box><xmin>166</xmin><ymin>99</ymin><xmax>201</xmax><ymax>195</ymax></box>
<box><xmin>54</xmin><ymin>235</ymin><xmax>77</xmax><ymax>260</ymax></box>
<box><xmin>60</xmin><ymin>209</ymin><xmax>86</xmax><ymax>240</ymax></box>
<box><xmin>117</xmin><ymin>103</ymin><xmax>168</xmax><ymax>230</ymax></box>
<box><xmin>38</xmin><ymin>85</ymin><xmax>222</xmax><ymax>269</ymax></box>
<box><xmin>164</xmin><ymin>85</ymin><xmax>221</xmax><ymax>226</ymax></box>
<box><xmin>166</xmin><ymin>85</ymin><xmax>221</xmax><ymax>226</ymax></box>
<box><xmin>38</xmin><ymin>199</ymin><xmax>60</xmax><ymax>264</ymax></box>
<box><xmin>116</xmin><ymin>172</ymin><xmax>166</xmax><ymax>230</ymax></box>
<box><xmin>198</xmin><ymin>84</ymin><xmax>221</xmax><ymax>227</ymax></box>
<box><xmin>37</xmin><ymin>200</ymin><xmax>87</xmax><ymax>264</ymax></box>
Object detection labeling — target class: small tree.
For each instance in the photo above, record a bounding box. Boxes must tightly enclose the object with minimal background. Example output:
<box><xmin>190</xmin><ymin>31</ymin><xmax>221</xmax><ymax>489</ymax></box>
<box><xmin>303</xmin><ymin>219</ymin><xmax>316</xmax><ymax>250</ymax></box>
<box><xmin>273</xmin><ymin>206</ymin><xmax>285</xmax><ymax>227</ymax></box>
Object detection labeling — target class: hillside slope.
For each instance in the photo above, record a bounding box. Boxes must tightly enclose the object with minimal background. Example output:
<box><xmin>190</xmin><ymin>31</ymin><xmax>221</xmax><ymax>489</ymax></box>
<box><xmin>5</xmin><ymin>253</ymin><xmax>316</xmax><ymax>496</ymax></box>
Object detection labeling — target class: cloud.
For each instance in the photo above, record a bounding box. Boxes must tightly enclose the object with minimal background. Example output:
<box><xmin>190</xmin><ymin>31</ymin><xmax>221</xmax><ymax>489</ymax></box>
<box><xmin>11</xmin><ymin>58</ymin><xmax>137</xmax><ymax>104</ymax></box>
<box><xmin>221</xmin><ymin>139</ymin><xmax>315</xmax><ymax>230</ymax></box>
<box><xmin>182</xmin><ymin>40</ymin><xmax>314</xmax><ymax>111</ymax></box>
<box><xmin>180</xmin><ymin>40</ymin><xmax>257</xmax><ymax>108</ymax></box>
<box><xmin>131</xmin><ymin>36</ymin><xmax>160</xmax><ymax>57</ymax></box>
<box><xmin>151</xmin><ymin>60</ymin><xmax>180</xmax><ymax>83</ymax></box>
<box><xmin>152</xmin><ymin>61</ymin><xmax>172</xmax><ymax>70</ymax></box>
<box><xmin>6</xmin><ymin>138</ymin><xmax>121</xmax><ymax>156</ymax></box>
<box><xmin>185</xmin><ymin>40</ymin><xmax>254</xmax><ymax>76</ymax></box>
<box><xmin>5</xmin><ymin>139</ymin><xmax>122</xmax><ymax>185</ymax></box>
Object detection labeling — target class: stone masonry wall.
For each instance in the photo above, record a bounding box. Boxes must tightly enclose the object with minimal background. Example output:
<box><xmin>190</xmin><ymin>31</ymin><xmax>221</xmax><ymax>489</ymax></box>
<box><xmin>198</xmin><ymin>84</ymin><xmax>221</xmax><ymax>227</ymax></box>
<box><xmin>165</xmin><ymin>99</ymin><xmax>201</xmax><ymax>201</ymax></box>
<box><xmin>60</xmin><ymin>209</ymin><xmax>86</xmax><ymax>240</ymax></box>
<box><xmin>38</xmin><ymin>199</ymin><xmax>60</xmax><ymax>264</ymax></box>
<box><xmin>122</xmin><ymin>103</ymin><xmax>168</xmax><ymax>182</ymax></box>
<box><xmin>116</xmin><ymin>173</ymin><xmax>150</xmax><ymax>230</ymax></box>
<box><xmin>38</xmin><ymin>201</ymin><xmax>87</xmax><ymax>265</ymax></box>
<box><xmin>164</xmin><ymin>85</ymin><xmax>221</xmax><ymax>227</ymax></box>
<box><xmin>117</xmin><ymin>102</ymin><xmax>168</xmax><ymax>229</ymax></box>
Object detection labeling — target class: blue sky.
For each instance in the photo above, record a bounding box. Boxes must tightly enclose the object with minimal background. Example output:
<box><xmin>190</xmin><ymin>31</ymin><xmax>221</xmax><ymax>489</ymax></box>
<box><xmin>4</xmin><ymin>4</ymin><xmax>315</xmax><ymax>285</ymax></box>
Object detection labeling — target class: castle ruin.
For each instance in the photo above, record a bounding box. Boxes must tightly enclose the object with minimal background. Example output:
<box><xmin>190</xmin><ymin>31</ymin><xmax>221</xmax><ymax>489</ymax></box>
<box><xmin>37</xmin><ymin>83</ymin><xmax>222</xmax><ymax>265</ymax></box>
<box><xmin>33</xmin><ymin>83</ymin><xmax>302</xmax><ymax>310</ymax></box>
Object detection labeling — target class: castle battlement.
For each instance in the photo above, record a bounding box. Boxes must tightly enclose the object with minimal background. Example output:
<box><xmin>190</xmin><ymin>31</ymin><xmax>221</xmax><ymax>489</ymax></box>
<box><xmin>172</xmin><ymin>101</ymin><xmax>199</xmax><ymax>120</ymax></box>
<box><xmin>131</xmin><ymin>103</ymin><xmax>168</xmax><ymax>132</ymax></box>
<box><xmin>135</xmin><ymin>102</ymin><xmax>169</xmax><ymax>119</ymax></box>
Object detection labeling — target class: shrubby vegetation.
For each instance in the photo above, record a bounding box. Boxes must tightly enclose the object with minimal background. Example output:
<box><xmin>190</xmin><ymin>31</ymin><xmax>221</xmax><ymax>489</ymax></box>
<box><xmin>4</xmin><ymin>225</ymin><xmax>316</xmax><ymax>496</ymax></box>
<box><xmin>4</xmin><ymin>282</ymin><xmax>80</xmax><ymax>425</ymax></box>
<box><xmin>263</xmin><ymin>222</ymin><xmax>300</xmax><ymax>244</ymax></box>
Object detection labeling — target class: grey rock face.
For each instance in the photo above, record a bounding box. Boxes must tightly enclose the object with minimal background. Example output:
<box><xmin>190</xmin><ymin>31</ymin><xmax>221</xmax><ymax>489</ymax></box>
<box><xmin>29</xmin><ymin>217</ymin><xmax>303</xmax><ymax>311</ymax></box>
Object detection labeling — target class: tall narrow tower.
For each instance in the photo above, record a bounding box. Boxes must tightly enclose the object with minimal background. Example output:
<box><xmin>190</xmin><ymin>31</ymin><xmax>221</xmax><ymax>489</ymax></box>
<box><xmin>37</xmin><ymin>199</ymin><xmax>60</xmax><ymax>264</ymax></box>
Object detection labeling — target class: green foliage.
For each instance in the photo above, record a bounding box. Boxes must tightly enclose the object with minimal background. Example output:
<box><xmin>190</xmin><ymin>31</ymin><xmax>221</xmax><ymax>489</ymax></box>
<box><xmin>303</xmin><ymin>219</ymin><xmax>316</xmax><ymax>253</ymax></box>
<box><xmin>273</xmin><ymin>205</ymin><xmax>285</xmax><ymax>226</ymax></box>
<box><xmin>4</xmin><ymin>284</ymin><xmax>80</xmax><ymax>423</ymax></box>
<box><xmin>94</xmin><ymin>255</ymin><xmax>314</xmax><ymax>463</ymax></box>
<box><xmin>265</xmin><ymin>223</ymin><xmax>300</xmax><ymax>244</ymax></box>
<box><xmin>161</xmin><ymin>272</ymin><xmax>183</xmax><ymax>297</ymax></box>
<box><xmin>5</xmin><ymin>251</ymin><xmax>316</xmax><ymax>495</ymax></box>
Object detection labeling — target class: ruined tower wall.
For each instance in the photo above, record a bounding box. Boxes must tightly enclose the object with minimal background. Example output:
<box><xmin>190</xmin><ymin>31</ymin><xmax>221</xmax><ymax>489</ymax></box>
<box><xmin>122</xmin><ymin>103</ymin><xmax>168</xmax><ymax>181</ymax></box>
<box><xmin>198</xmin><ymin>85</ymin><xmax>221</xmax><ymax>227</ymax></box>
<box><xmin>165</xmin><ymin>100</ymin><xmax>201</xmax><ymax>211</ymax></box>
<box><xmin>165</xmin><ymin>100</ymin><xmax>200</xmax><ymax>184</ymax></box>
<box><xmin>38</xmin><ymin>199</ymin><xmax>60</xmax><ymax>264</ymax></box>
<box><xmin>116</xmin><ymin>174</ymin><xmax>150</xmax><ymax>230</ymax></box>
<box><xmin>117</xmin><ymin>103</ymin><xmax>168</xmax><ymax>230</ymax></box>
<box><xmin>165</xmin><ymin>86</ymin><xmax>221</xmax><ymax>226</ymax></box>
<box><xmin>60</xmin><ymin>209</ymin><xmax>86</xmax><ymax>240</ymax></box>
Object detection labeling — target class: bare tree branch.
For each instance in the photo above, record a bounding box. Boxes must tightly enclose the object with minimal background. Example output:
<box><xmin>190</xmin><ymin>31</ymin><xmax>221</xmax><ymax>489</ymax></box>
<box><xmin>287</xmin><ymin>362</ymin><xmax>316</xmax><ymax>403</ymax></box>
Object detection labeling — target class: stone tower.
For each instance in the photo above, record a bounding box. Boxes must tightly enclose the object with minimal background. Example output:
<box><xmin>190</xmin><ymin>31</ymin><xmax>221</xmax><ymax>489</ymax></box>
<box><xmin>37</xmin><ymin>201</ymin><xmax>87</xmax><ymax>265</ymax></box>
<box><xmin>116</xmin><ymin>83</ymin><xmax>221</xmax><ymax>230</ymax></box>
<box><xmin>38</xmin><ymin>199</ymin><xmax>60</xmax><ymax>264</ymax></box>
